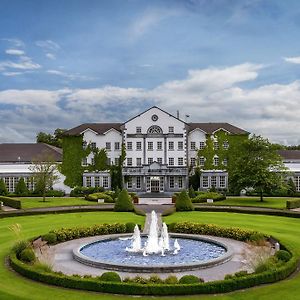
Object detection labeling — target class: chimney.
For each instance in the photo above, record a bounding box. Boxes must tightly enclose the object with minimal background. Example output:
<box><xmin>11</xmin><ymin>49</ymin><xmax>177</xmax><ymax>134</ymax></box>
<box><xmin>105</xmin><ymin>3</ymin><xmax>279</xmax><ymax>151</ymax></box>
<box><xmin>177</xmin><ymin>110</ymin><xmax>180</xmax><ymax>119</ymax></box>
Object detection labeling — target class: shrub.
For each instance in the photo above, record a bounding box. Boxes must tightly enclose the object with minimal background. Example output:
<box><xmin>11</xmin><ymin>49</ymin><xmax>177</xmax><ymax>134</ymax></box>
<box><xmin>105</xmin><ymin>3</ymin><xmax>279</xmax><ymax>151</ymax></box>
<box><xmin>255</xmin><ymin>257</ymin><xmax>278</xmax><ymax>273</ymax></box>
<box><xmin>125</xmin><ymin>222</ymin><xmax>136</xmax><ymax>233</ymax></box>
<box><xmin>0</xmin><ymin>178</ymin><xmax>8</xmax><ymax>196</ymax></box>
<box><xmin>188</xmin><ymin>186</ymin><xmax>196</xmax><ymax>198</ymax></box>
<box><xmin>45</xmin><ymin>190</ymin><xmax>65</xmax><ymax>197</ymax></box>
<box><xmin>12</xmin><ymin>240</ymin><xmax>30</xmax><ymax>258</ymax></box>
<box><xmin>164</xmin><ymin>275</ymin><xmax>178</xmax><ymax>284</ymax></box>
<box><xmin>0</xmin><ymin>196</ymin><xmax>21</xmax><ymax>209</ymax></box>
<box><xmin>114</xmin><ymin>189</ymin><xmax>134</xmax><ymax>212</ymax></box>
<box><xmin>286</xmin><ymin>199</ymin><xmax>300</xmax><ymax>209</ymax></box>
<box><xmin>175</xmin><ymin>190</ymin><xmax>194</xmax><ymax>211</ymax></box>
<box><xmin>148</xmin><ymin>275</ymin><xmax>164</xmax><ymax>284</ymax></box>
<box><xmin>224</xmin><ymin>270</ymin><xmax>248</xmax><ymax>280</ymax></box>
<box><xmin>275</xmin><ymin>250</ymin><xmax>292</xmax><ymax>262</ymax></box>
<box><xmin>70</xmin><ymin>186</ymin><xmax>105</xmax><ymax>197</ymax></box>
<box><xmin>20</xmin><ymin>248</ymin><xmax>36</xmax><ymax>263</ymax></box>
<box><xmin>15</xmin><ymin>178</ymin><xmax>29</xmax><ymax>196</ymax></box>
<box><xmin>98</xmin><ymin>272</ymin><xmax>121</xmax><ymax>282</ymax></box>
<box><xmin>33</xmin><ymin>262</ymin><xmax>52</xmax><ymax>273</ymax></box>
<box><xmin>42</xmin><ymin>233</ymin><xmax>57</xmax><ymax>244</ymax></box>
<box><xmin>85</xmin><ymin>192</ymin><xmax>114</xmax><ymax>203</ymax></box>
<box><xmin>192</xmin><ymin>192</ymin><xmax>226</xmax><ymax>203</ymax></box>
<box><xmin>179</xmin><ymin>275</ymin><xmax>202</xmax><ymax>284</ymax></box>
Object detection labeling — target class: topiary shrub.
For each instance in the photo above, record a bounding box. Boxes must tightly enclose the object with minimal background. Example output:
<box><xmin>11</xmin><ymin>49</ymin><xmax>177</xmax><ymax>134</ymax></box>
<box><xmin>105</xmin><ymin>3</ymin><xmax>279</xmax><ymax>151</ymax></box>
<box><xmin>192</xmin><ymin>192</ymin><xmax>226</xmax><ymax>203</ymax></box>
<box><xmin>164</xmin><ymin>275</ymin><xmax>178</xmax><ymax>284</ymax></box>
<box><xmin>19</xmin><ymin>248</ymin><xmax>36</xmax><ymax>263</ymax></box>
<box><xmin>98</xmin><ymin>272</ymin><xmax>121</xmax><ymax>282</ymax></box>
<box><xmin>15</xmin><ymin>177</ymin><xmax>29</xmax><ymax>196</ymax></box>
<box><xmin>275</xmin><ymin>250</ymin><xmax>292</xmax><ymax>262</ymax></box>
<box><xmin>175</xmin><ymin>190</ymin><xmax>194</xmax><ymax>211</ymax></box>
<box><xmin>148</xmin><ymin>275</ymin><xmax>164</xmax><ymax>284</ymax></box>
<box><xmin>85</xmin><ymin>192</ymin><xmax>114</xmax><ymax>203</ymax></box>
<box><xmin>114</xmin><ymin>189</ymin><xmax>134</xmax><ymax>212</ymax></box>
<box><xmin>12</xmin><ymin>240</ymin><xmax>30</xmax><ymax>259</ymax></box>
<box><xmin>188</xmin><ymin>186</ymin><xmax>196</xmax><ymax>198</ymax></box>
<box><xmin>42</xmin><ymin>233</ymin><xmax>57</xmax><ymax>244</ymax></box>
<box><xmin>179</xmin><ymin>275</ymin><xmax>202</xmax><ymax>284</ymax></box>
<box><xmin>0</xmin><ymin>178</ymin><xmax>8</xmax><ymax>196</ymax></box>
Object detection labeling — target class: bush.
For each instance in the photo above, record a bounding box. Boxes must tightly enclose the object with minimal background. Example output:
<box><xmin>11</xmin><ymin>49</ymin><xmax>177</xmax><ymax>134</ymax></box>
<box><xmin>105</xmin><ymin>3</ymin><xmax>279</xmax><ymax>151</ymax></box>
<box><xmin>45</xmin><ymin>190</ymin><xmax>65</xmax><ymax>197</ymax></box>
<box><xmin>20</xmin><ymin>248</ymin><xmax>36</xmax><ymax>263</ymax></box>
<box><xmin>188</xmin><ymin>186</ymin><xmax>196</xmax><ymax>198</ymax></box>
<box><xmin>286</xmin><ymin>199</ymin><xmax>300</xmax><ymax>209</ymax></box>
<box><xmin>0</xmin><ymin>178</ymin><xmax>8</xmax><ymax>196</ymax></box>
<box><xmin>42</xmin><ymin>233</ymin><xmax>57</xmax><ymax>244</ymax></box>
<box><xmin>33</xmin><ymin>262</ymin><xmax>52</xmax><ymax>273</ymax></box>
<box><xmin>114</xmin><ymin>189</ymin><xmax>134</xmax><ymax>212</ymax></box>
<box><xmin>175</xmin><ymin>190</ymin><xmax>194</xmax><ymax>211</ymax></box>
<box><xmin>85</xmin><ymin>192</ymin><xmax>114</xmax><ymax>203</ymax></box>
<box><xmin>192</xmin><ymin>192</ymin><xmax>226</xmax><ymax>203</ymax></box>
<box><xmin>12</xmin><ymin>240</ymin><xmax>30</xmax><ymax>258</ymax></box>
<box><xmin>275</xmin><ymin>250</ymin><xmax>292</xmax><ymax>262</ymax></box>
<box><xmin>0</xmin><ymin>196</ymin><xmax>21</xmax><ymax>209</ymax></box>
<box><xmin>179</xmin><ymin>275</ymin><xmax>202</xmax><ymax>284</ymax></box>
<box><xmin>15</xmin><ymin>178</ymin><xmax>29</xmax><ymax>196</ymax></box>
<box><xmin>125</xmin><ymin>222</ymin><xmax>136</xmax><ymax>233</ymax></box>
<box><xmin>225</xmin><ymin>270</ymin><xmax>248</xmax><ymax>280</ymax></box>
<box><xmin>164</xmin><ymin>275</ymin><xmax>178</xmax><ymax>284</ymax></box>
<box><xmin>148</xmin><ymin>275</ymin><xmax>164</xmax><ymax>284</ymax></box>
<box><xmin>70</xmin><ymin>186</ymin><xmax>105</xmax><ymax>197</ymax></box>
<box><xmin>98</xmin><ymin>272</ymin><xmax>121</xmax><ymax>282</ymax></box>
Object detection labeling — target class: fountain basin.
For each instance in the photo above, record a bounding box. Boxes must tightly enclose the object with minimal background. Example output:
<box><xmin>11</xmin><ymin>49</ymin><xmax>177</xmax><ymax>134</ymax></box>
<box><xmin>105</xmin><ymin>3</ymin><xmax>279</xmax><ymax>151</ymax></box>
<box><xmin>73</xmin><ymin>233</ymin><xmax>233</xmax><ymax>273</ymax></box>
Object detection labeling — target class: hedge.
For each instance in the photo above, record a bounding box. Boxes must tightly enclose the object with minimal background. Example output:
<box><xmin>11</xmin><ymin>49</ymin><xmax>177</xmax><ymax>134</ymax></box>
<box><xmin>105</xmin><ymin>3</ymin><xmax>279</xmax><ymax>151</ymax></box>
<box><xmin>0</xmin><ymin>196</ymin><xmax>21</xmax><ymax>209</ymax></box>
<box><xmin>9</xmin><ymin>252</ymin><xmax>298</xmax><ymax>295</ymax></box>
<box><xmin>286</xmin><ymin>199</ymin><xmax>300</xmax><ymax>209</ymax></box>
<box><xmin>85</xmin><ymin>192</ymin><xmax>114</xmax><ymax>203</ymax></box>
<box><xmin>192</xmin><ymin>192</ymin><xmax>226</xmax><ymax>203</ymax></box>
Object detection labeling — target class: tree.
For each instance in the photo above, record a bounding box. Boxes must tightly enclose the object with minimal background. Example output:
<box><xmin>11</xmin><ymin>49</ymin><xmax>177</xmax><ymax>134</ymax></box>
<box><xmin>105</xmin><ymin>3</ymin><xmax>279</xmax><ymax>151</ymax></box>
<box><xmin>175</xmin><ymin>190</ymin><xmax>194</xmax><ymax>211</ymax></box>
<box><xmin>230</xmin><ymin>135</ymin><xmax>287</xmax><ymax>202</ymax></box>
<box><xmin>111</xmin><ymin>143</ymin><xmax>126</xmax><ymax>191</ymax></box>
<box><xmin>92</xmin><ymin>148</ymin><xmax>108</xmax><ymax>171</ymax></box>
<box><xmin>286</xmin><ymin>178</ymin><xmax>297</xmax><ymax>196</ymax></box>
<box><xmin>114</xmin><ymin>189</ymin><xmax>134</xmax><ymax>212</ymax></box>
<box><xmin>36</xmin><ymin>128</ymin><xmax>66</xmax><ymax>148</ymax></box>
<box><xmin>0</xmin><ymin>179</ymin><xmax>8</xmax><ymax>195</ymax></box>
<box><xmin>29</xmin><ymin>153</ymin><xmax>59</xmax><ymax>202</ymax></box>
<box><xmin>189</xmin><ymin>167</ymin><xmax>201</xmax><ymax>191</ymax></box>
<box><xmin>15</xmin><ymin>178</ymin><xmax>29</xmax><ymax>196</ymax></box>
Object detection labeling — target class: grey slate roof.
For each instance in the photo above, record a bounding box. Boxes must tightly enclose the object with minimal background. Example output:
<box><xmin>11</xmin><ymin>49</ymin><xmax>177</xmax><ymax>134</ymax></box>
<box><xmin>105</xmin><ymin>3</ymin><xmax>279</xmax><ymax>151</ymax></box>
<box><xmin>64</xmin><ymin>123</ymin><xmax>122</xmax><ymax>136</ymax></box>
<box><xmin>278</xmin><ymin>150</ymin><xmax>300</xmax><ymax>160</ymax></box>
<box><xmin>187</xmin><ymin>123</ymin><xmax>249</xmax><ymax>135</ymax></box>
<box><xmin>0</xmin><ymin>143</ymin><xmax>62</xmax><ymax>163</ymax></box>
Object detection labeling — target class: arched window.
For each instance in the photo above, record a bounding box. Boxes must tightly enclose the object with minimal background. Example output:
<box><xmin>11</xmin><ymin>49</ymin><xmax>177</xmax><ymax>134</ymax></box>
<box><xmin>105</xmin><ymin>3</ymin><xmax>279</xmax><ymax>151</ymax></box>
<box><xmin>147</xmin><ymin>125</ymin><xmax>163</xmax><ymax>134</ymax></box>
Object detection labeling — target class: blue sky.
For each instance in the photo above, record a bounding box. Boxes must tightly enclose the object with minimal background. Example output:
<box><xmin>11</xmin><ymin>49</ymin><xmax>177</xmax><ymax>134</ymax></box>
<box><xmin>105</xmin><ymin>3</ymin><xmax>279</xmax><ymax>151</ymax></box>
<box><xmin>1</xmin><ymin>0</ymin><xmax>300</xmax><ymax>144</ymax></box>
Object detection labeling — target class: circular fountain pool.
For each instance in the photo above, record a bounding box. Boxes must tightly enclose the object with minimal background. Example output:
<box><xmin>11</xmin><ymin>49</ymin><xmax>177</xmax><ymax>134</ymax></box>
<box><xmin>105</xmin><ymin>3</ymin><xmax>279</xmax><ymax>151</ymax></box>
<box><xmin>73</xmin><ymin>233</ymin><xmax>233</xmax><ymax>272</ymax></box>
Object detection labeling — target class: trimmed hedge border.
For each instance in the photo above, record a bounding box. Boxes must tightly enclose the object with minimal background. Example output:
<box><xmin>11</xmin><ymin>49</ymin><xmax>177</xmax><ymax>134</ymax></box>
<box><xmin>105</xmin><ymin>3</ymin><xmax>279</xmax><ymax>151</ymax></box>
<box><xmin>286</xmin><ymin>199</ymin><xmax>300</xmax><ymax>209</ymax></box>
<box><xmin>9</xmin><ymin>252</ymin><xmax>298</xmax><ymax>295</ymax></box>
<box><xmin>0</xmin><ymin>196</ymin><xmax>21</xmax><ymax>209</ymax></box>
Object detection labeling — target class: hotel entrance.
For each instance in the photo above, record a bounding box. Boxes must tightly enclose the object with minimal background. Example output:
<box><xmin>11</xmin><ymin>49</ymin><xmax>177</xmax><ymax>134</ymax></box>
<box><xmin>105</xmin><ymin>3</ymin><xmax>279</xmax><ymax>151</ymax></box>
<box><xmin>146</xmin><ymin>176</ymin><xmax>164</xmax><ymax>193</ymax></box>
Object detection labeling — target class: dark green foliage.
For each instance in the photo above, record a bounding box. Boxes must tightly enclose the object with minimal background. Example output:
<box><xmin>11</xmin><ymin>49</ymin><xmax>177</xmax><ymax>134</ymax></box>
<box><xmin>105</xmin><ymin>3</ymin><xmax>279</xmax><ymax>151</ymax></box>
<box><xmin>12</xmin><ymin>240</ymin><xmax>30</xmax><ymax>258</ymax></box>
<box><xmin>19</xmin><ymin>248</ymin><xmax>36</xmax><ymax>263</ymax></box>
<box><xmin>15</xmin><ymin>178</ymin><xmax>29</xmax><ymax>196</ymax></box>
<box><xmin>175</xmin><ymin>190</ymin><xmax>194</xmax><ymax>211</ymax></box>
<box><xmin>286</xmin><ymin>199</ymin><xmax>300</xmax><ymax>209</ymax></box>
<box><xmin>98</xmin><ymin>272</ymin><xmax>121</xmax><ymax>282</ymax></box>
<box><xmin>179</xmin><ymin>275</ymin><xmax>202</xmax><ymax>284</ymax></box>
<box><xmin>42</xmin><ymin>233</ymin><xmax>57</xmax><ymax>244</ymax></box>
<box><xmin>188</xmin><ymin>186</ymin><xmax>196</xmax><ymax>198</ymax></box>
<box><xmin>0</xmin><ymin>196</ymin><xmax>21</xmax><ymax>209</ymax></box>
<box><xmin>125</xmin><ymin>222</ymin><xmax>136</xmax><ymax>232</ymax></box>
<box><xmin>164</xmin><ymin>275</ymin><xmax>178</xmax><ymax>284</ymax></box>
<box><xmin>0</xmin><ymin>179</ymin><xmax>8</xmax><ymax>196</ymax></box>
<box><xmin>192</xmin><ymin>192</ymin><xmax>226</xmax><ymax>203</ymax></box>
<box><xmin>70</xmin><ymin>186</ymin><xmax>104</xmax><ymax>197</ymax></box>
<box><xmin>85</xmin><ymin>192</ymin><xmax>114</xmax><ymax>203</ymax></box>
<box><xmin>286</xmin><ymin>178</ymin><xmax>297</xmax><ymax>196</ymax></box>
<box><xmin>148</xmin><ymin>275</ymin><xmax>164</xmax><ymax>284</ymax></box>
<box><xmin>189</xmin><ymin>167</ymin><xmax>201</xmax><ymax>190</ymax></box>
<box><xmin>114</xmin><ymin>189</ymin><xmax>134</xmax><ymax>212</ymax></box>
<box><xmin>275</xmin><ymin>250</ymin><xmax>292</xmax><ymax>262</ymax></box>
<box><xmin>224</xmin><ymin>270</ymin><xmax>248</xmax><ymax>280</ymax></box>
<box><xmin>36</xmin><ymin>128</ymin><xmax>66</xmax><ymax>148</ymax></box>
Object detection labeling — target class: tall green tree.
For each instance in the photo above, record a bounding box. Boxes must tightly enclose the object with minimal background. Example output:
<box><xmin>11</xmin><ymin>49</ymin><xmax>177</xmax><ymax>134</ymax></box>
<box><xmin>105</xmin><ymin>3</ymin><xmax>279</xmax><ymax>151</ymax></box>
<box><xmin>15</xmin><ymin>178</ymin><xmax>29</xmax><ymax>196</ymax></box>
<box><xmin>36</xmin><ymin>128</ymin><xmax>66</xmax><ymax>148</ymax></box>
<box><xmin>0</xmin><ymin>179</ymin><xmax>8</xmax><ymax>196</ymax></box>
<box><xmin>230</xmin><ymin>135</ymin><xmax>287</xmax><ymax>202</ymax></box>
<box><xmin>92</xmin><ymin>148</ymin><xmax>108</xmax><ymax>171</ymax></box>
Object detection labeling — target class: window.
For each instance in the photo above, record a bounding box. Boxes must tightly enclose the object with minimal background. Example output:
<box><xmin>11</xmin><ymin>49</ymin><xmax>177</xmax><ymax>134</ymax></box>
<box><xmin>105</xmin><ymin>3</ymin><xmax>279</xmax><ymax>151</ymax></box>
<box><xmin>136</xmin><ymin>158</ymin><xmax>142</xmax><ymax>166</ymax></box>
<box><xmin>202</xmin><ymin>176</ymin><xmax>209</xmax><ymax>188</ymax></box>
<box><xmin>82</xmin><ymin>158</ymin><xmax>88</xmax><ymax>166</ymax></box>
<box><xmin>168</xmin><ymin>141</ymin><xmax>174</xmax><ymax>150</ymax></box>
<box><xmin>148</xmin><ymin>141</ymin><xmax>153</xmax><ymax>150</ymax></box>
<box><xmin>214</xmin><ymin>141</ymin><xmax>219</xmax><ymax>150</ymax></box>
<box><xmin>105</xmin><ymin>142</ymin><xmax>111</xmax><ymax>151</ymax></box>
<box><xmin>148</xmin><ymin>125</ymin><xmax>162</xmax><ymax>134</ymax></box>
<box><xmin>136</xmin><ymin>126</ymin><xmax>142</xmax><ymax>133</ymax></box>
<box><xmin>103</xmin><ymin>177</ymin><xmax>109</xmax><ymax>188</ymax></box>
<box><xmin>191</xmin><ymin>141</ymin><xmax>196</xmax><ymax>150</ymax></box>
<box><xmin>178</xmin><ymin>141</ymin><xmax>183</xmax><ymax>150</ymax></box>
<box><xmin>223</xmin><ymin>141</ymin><xmax>229</xmax><ymax>150</ymax></box>
<box><xmin>136</xmin><ymin>176</ymin><xmax>141</xmax><ymax>189</ymax></box>
<box><xmin>199</xmin><ymin>156</ymin><xmax>205</xmax><ymax>166</ymax></box>
<box><xmin>178</xmin><ymin>157</ymin><xmax>184</xmax><ymax>166</ymax></box>
<box><xmin>148</xmin><ymin>157</ymin><xmax>153</xmax><ymax>165</ymax></box>
<box><xmin>168</xmin><ymin>126</ymin><xmax>174</xmax><ymax>133</ymax></box>
<box><xmin>178</xmin><ymin>176</ymin><xmax>183</xmax><ymax>188</ymax></box>
<box><xmin>169</xmin><ymin>157</ymin><xmax>174</xmax><ymax>166</ymax></box>
<box><xmin>86</xmin><ymin>177</ymin><xmax>91</xmax><ymax>187</ymax></box>
<box><xmin>127</xmin><ymin>177</ymin><xmax>132</xmax><ymax>189</ymax></box>
<box><xmin>157</xmin><ymin>157</ymin><xmax>163</xmax><ymax>164</ymax></box>
<box><xmin>223</xmin><ymin>158</ymin><xmax>228</xmax><ymax>166</ymax></box>
<box><xmin>82</xmin><ymin>141</ymin><xmax>87</xmax><ymax>149</ymax></box>
<box><xmin>199</xmin><ymin>141</ymin><xmax>205</xmax><ymax>150</ymax></box>
<box><xmin>157</xmin><ymin>141</ymin><xmax>162</xmax><ymax>150</ymax></box>
<box><xmin>190</xmin><ymin>157</ymin><xmax>196</xmax><ymax>166</ymax></box>
<box><xmin>136</xmin><ymin>141</ymin><xmax>142</xmax><ymax>150</ymax></box>
<box><xmin>213</xmin><ymin>156</ymin><xmax>219</xmax><ymax>166</ymax></box>
<box><xmin>94</xmin><ymin>176</ymin><xmax>100</xmax><ymax>187</ymax></box>
<box><xmin>91</xmin><ymin>157</ymin><xmax>95</xmax><ymax>165</ymax></box>
<box><xmin>91</xmin><ymin>142</ymin><xmax>96</xmax><ymax>150</ymax></box>
<box><xmin>219</xmin><ymin>176</ymin><xmax>226</xmax><ymax>188</ymax></box>
<box><xmin>114</xmin><ymin>142</ymin><xmax>120</xmax><ymax>150</ymax></box>
<box><xmin>211</xmin><ymin>176</ymin><xmax>217</xmax><ymax>188</ymax></box>
<box><xmin>107</xmin><ymin>158</ymin><xmax>111</xmax><ymax>165</ymax></box>
<box><xmin>127</xmin><ymin>141</ymin><xmax>132</xmax><ymax>150</ymax></box>
<box><xmin>127</xmin><ymin>157</ymin><xmax>132</xmax><ymax>166</ymax></box>
<box><xmin>115</xmin><ymin>157</ymin><xmax>119</xmax><ymax>165</ymax></box>
<box><xmin>169</xmin><ymin>176</ymin><xmax>175</xmax><ymax>188</ymax></box>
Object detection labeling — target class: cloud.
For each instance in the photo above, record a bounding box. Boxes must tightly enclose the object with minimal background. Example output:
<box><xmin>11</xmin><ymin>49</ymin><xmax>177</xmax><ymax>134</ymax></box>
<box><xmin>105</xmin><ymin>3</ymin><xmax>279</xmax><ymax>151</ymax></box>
<box><xmin>1</xmin><ymin>38</ymin><xmax>25</xmax><ymax>48</ymax></box>
<box><xmin>35</xmin><ymin>40</ymin><xmax>60</xmax><ymax>51</ymax></box>
<box><xmin>283</xmin><ymin>56</ymin><xmax>300</xmax><ymax>64</ymax></box>
<box><xmin>5</xmin><ymin>49</ymin><xmax>25</xmax><ymax>56</ymax></box>
<box><xmin>0</xmin><ymin>57</ymin><xmax>41</xmax><ymax>71</ymax></box>
<box><xmin>46</xmin><ymin>53</ymin><xmax>56</xmax><ymax>60</ymax></box>
<box><xmin>46</xmin><ymin>69</ymin><xmax>97</xmax><ymax>81</ymax></box>
<box><xmin>2</xmin><ymin>71</ymin><xmax>23</xmax><ymax>76</ymax></box>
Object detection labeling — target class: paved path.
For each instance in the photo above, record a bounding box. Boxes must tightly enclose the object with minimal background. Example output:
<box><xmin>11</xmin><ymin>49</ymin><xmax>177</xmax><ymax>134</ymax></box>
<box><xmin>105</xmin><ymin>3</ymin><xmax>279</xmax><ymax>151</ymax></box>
<box><xmin>1</xmin><ymin>205</ymin><xmax>17</xmax><ymax>212</ymax></box>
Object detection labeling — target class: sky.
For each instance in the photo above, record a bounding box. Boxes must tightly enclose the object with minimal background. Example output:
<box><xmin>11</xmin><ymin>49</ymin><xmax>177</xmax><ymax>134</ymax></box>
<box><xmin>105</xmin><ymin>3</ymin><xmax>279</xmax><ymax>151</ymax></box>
<box><xmin>1</xmin><ymin>0</ymin><xmax>300</xmax><ymax>144</ymax></box>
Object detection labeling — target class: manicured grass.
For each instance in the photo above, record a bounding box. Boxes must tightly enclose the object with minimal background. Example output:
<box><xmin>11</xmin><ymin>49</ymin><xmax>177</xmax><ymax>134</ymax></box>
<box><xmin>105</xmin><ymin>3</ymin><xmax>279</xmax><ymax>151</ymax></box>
<box><xmin>198</xmin><ymin>196</ymin><xmax>298</xmax><ymax>209</ymax></box>
<box><xmin>18</xmin><ymin>197</ymin><xmax>103</xmax><ymax>209</ymax></box>
<box><xmin>1</xmin><ymin>211</ymin><xmax>300</xmax><ymax>299</ymax></box>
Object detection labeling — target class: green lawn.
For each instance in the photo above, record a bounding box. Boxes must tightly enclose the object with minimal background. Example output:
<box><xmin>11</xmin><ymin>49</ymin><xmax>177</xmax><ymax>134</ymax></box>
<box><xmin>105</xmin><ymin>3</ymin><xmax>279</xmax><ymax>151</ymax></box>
<box><xmin>1</xmin><ymin>211</ymin><xmax>300</xmax><ymax>299</ymax></box>
<box><xmin>197</xmin><ymin>196</ymin><xmax>297</xmax><ymax>209</ymax></box>
<box><xmin>18</xmin><ymin>197</ymin><xmax>103</xmax><ymax>209</ymax></box>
